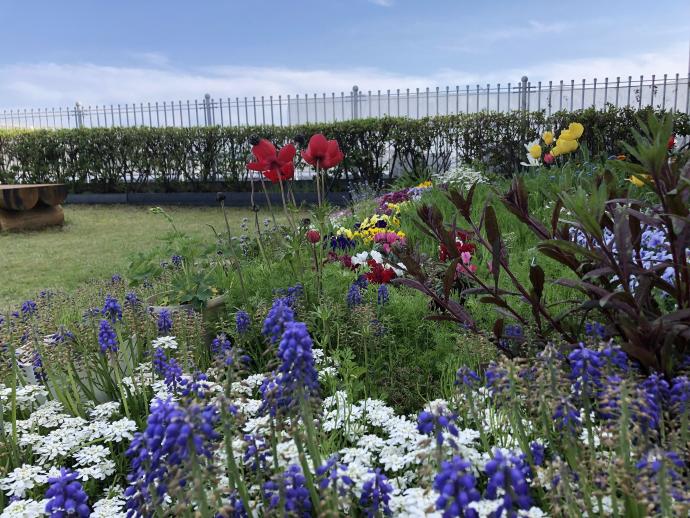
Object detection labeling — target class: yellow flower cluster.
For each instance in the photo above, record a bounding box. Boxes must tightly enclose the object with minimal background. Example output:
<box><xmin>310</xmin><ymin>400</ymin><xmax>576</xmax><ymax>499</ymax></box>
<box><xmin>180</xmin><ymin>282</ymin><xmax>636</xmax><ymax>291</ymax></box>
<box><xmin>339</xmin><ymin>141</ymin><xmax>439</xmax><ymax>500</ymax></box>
<box><xmin>335</xmin><ymin>226</ymin><xmax>354</xmax><ymax>240</ymax></box>
<box><xmin>352</xmin><ymin>213</ymin><xmax>405</xmax><ymax>244</ymax></box>
<box><xmin>415</xmin><ymin>180</ymin><xmax>433</xmax><ymax>189</ymax></box>
<box><xmin>551</xmin><ymin>122</ymin><xmax>584</xmax><ymax>157</ymax></box>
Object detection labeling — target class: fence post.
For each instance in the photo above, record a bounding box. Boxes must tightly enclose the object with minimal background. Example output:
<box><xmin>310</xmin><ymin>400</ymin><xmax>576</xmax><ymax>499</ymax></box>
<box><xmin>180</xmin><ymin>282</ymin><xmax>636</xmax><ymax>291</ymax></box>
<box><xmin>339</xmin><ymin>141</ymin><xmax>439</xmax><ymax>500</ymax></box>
<box><xmin>520</xmin><ymin>76</ymin><xmax>528</xmax><ymax>111</ymax></box>
<box><xmin>204</xmin><ymin>93</ymin><xmax>213</xmax><ymax>126</ymax></box>
<box><xmin>352</xmin><ymin>85</ymin><xmax>359</xmax><ymax>120</ymax></box>
<box><xmin>74</xmin><ymin>102</ymin><xmax>83</xmax><ymax>128</ymax></box>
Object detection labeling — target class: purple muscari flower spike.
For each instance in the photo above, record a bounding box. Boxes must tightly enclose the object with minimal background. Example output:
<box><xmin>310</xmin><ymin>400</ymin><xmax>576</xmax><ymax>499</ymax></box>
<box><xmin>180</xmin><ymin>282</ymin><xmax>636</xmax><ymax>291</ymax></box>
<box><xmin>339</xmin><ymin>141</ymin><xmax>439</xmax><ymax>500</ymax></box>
<box><xmin>153</xmin><ymin>348</ymin><xmax>182</xmax><ymax>392</ymax></box>
<box><xmin>211</xmin><ymin>333</ymin><xmax>232</xmax><ymax>357</ymax></box>
<box><xmin>125</xmin><ymin>291</ymin><xmax>140</xmax><ymax>307</ymax></box>
<box><xmin>44</xmin><ymin>468</ymin><xmax>90</xmax><ymax>517</ymax></box>
<box><xmin>243</xmin><ymin>434</ymin><xmax>269</xmax><ymax>472</ymax></box>
<box><xmin>600</xmin><ymin>344</ymin><xmax>631</xmax><ymax>372</ymax></box>
<box><xmin>235</xmin><ymin>310</ymin><xmax>251</xmax><ymax>335</ymax></box>
<box><xmin>264</xmin><ymin>464</ymin><xmax>312</xmax><ymax>517</ymax></box>
<box><xmin>32</xmin><ymin>351</ymin><xmax>46</xmax><ymax>383</ymax></box>
<box><xmin>433</xmin><ymin>456</ymin><xmax>480</xmax><ymax>518</ymax></box>
<box><xmin>316</xmin><ymin>454</ymin><xmax>353</xmax><ymax>496</ymax></box>
<box><xmin>354</xmin><ymin>275</ymin><xmax>369</xmax><ymax>290</ymax></box>
<box><xmin>111</xmin><ymin>273</ymin><xmax>122</xmax><ymax>284</ymax></box>
<box><xmin>171</xmin><ymin>255</ymin><xmax>183</xmax><ymax>267</ymax></box>
<box><xmin>101</xmin><ymin>294</ymin><xmax>123</xmax><ymax>322</ymax></box>
<box><xmin>633</xmin><ymin>373</ymin><xmax>670</xmax><ymax>432</ymax></box>
<box><xmin>553</xmin><ymin>397</ymin><xmax>581</xmax><ymax>435</ymax></box>
<box><xmin>484</xmin><ymin>449</ymin><xmax>533</xmax><ymax>515</ymax></box>
<box><xmin>276</xmin><ymin>322</ymin><xmax>319</xmax><ymax>404</ymax></box>
<box><xmin>455</xmin><ymin>367</ymin><xmax>480</xmax><ymax>388</ymax></box>
<box><xmin>262</xmin><ymin>298</ymin><xmax>295</xmax><ymax>344</ymax></box>
<box><xmin>417</xmin><ymin>406</ymin><xmax>459</xmax><ymax>447</ymax></box>
<box><xmin>124</xmin><ymin>398</ymin><xmax>219</xmax><ymax>513</ymax></box>
<box><xmin>584</xmin><ymin>321</ymin><xmax>606</xmax><ymax>340</ymax></box>
<box><xmin>359</xmin><ymin>468</ymin><xmax>393</xmax><ymax>517</ymax></box>
<box><xmin>636</xmin><ymin>449</ymin><xmax>685</xmax><ymax>480</ymax></box>
<box><xmin>347</xmin><ymin>283</ymin><xmax>363</xmax><ymax>308</ymax></box>
<box><xmin>157</xmin><ymin>309</ymin><xmax>173</xmax><ymax>335</ymax></box>
<box><xmin>529</xmin><ymin>441</ymin><xmax>546</xmax><ymax>466</ymax></box>
<box><xmin>568</xmin><ymin>343</ymin><xmax>603</xmax><ymax>397</ymax></box>
<box><xmin>670</xmin><ymin>376</ymin><xmax>690</xmax><ymax>415</ymax></box>
<box><xmin>98</xmin><ymin>319</ymin><xmax>118</xmax><ymax>354</ymax></box>
<box><xmin>377</xmin><ymin>284</ymin><xmax>389</xmax><ymax>305</ymax></box>
<box><xmin>21</xmin><ymin>300</ymin><xmax>37</xmax><ymax>316</ymax></box>
<box><xmin>485</xmin><ymin>362</ymin><xmax>510</xmax><ymax>399</ymax></box>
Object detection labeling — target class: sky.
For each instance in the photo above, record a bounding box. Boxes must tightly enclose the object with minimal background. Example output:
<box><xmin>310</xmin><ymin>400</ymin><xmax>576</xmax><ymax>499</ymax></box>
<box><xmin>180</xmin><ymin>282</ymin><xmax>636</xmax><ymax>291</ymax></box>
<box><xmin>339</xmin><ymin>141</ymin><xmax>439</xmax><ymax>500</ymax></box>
<box><xmin>0</xmin><ymin>0</ymin><xmax>688</xmax><ymax>108</ymax></box>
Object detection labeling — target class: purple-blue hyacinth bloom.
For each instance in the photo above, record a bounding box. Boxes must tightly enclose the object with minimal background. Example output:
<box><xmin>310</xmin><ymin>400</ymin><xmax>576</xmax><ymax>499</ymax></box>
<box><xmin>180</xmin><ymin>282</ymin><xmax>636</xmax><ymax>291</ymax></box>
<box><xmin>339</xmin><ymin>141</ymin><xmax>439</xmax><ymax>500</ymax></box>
<box><xmin>98</xmin><ymin>319</ymin><xmax>118</xmax><ymax>354</ymax></box>
<box><xmin>670</xmin><ymin>376</ymin><xmax>690</xmax><ymax>415</ymax></box>
<box><xmin>211</xmin><ymin>333</ymin><xmax>232</xmax><ymax>356</ymax></box>
<box><xmin>171</xmin><ymin>254</ymin><xmax>183</xmax><ymax>267</ymax></box>
<box><xmin>484</xmin><ymin>449</ymin><xmax>533</xmax><ymax>515</ymax></box>
<box><xmin>433</xmin><ymin>456</ymin><xmax>480</xmax><ymax>518</ymax></box>
<box><xmin>125</xmin><ymin>291</ymin><xmax>140</xmax><ymax>307</ymax></box>
<box><xmin>417</xmin><ymin>407</ymin><xmax>459</xmax><ymax>447</ymax></box>
<box><xmin>316</xmin><ymin>454</ymin><xmax>354</xmax><ymax>496</ymax></box>
<box><xmin>377</xmin><ymin>284</ymin><xmax>389</xmax><ymax>305</ymax></box>
<box><xmin>262</xmin><ymin>298</ymin><xmax>295</xmax><ymax>344</ymax></box>
<box><xmin>101</xmin><ymin>294</ymin><xmax>123</xmax><ymax>322</ymax></box>
<box><xmin>21</xmin><ymin>300</ymin><xmax>37</xmax><ymax>316</ymax></box>
<box><xmin>157</xmin><ymin>309</ymin><xmax>173</xmax><ymax>335</ymax></box>
<box><xmin>44</xmin><ymin>468</ymin><xmax>90</xmax><ymax>517</ymax></box>
<box><xmin>354</xmin><ymin>275</ymin><xmax>369</xmax><ymax>290</ymax></box>
<box><xmin>455</xmin><ymin>367</ymin><xmax>480</xmax><ymax>388</ymax></box>
<box><xmin>264</xmin><ymin>465</ymin><xmax>312</xmax><ymax>517</ymax></box>
<box><xmin>32</xmin><ymin>351</ymin><xmax>46</xmax><ymax>383</ymax></box>
<box><xmin>568</xmin><ymin>344</ymin><xmax>603</xmax><ymax>397</ymax></box>
<box><xmin>347</xmin><ymin>283</ymin><xmax>363</xmax><ymax>308</ymax></box>
<box><xmin>276</xmin><ymin>322</ymin><xmax>319</xmax><ymax>402</ymax></box>
<box><xmin>553</xmin><ymin>397</ymin><xmax>581</xmax><ymax>435</ymax></box>
<box><xmin>359</xmin><ymin>469</ymin><xmax>393</xmax><ymax>517</ymax></box>
<box><xmin>235</xmin><ymin>310</ymin><xmax>251</xmax><ymax>335</ymax></box>
<box><xmin>529</xmin><ymin>441</ymin><xmax>545</xmax><ymax>466</ymax></box>
<box><xmin>152</xmin><ymin>348</ymin><xmax>183</xmax><ymax>392</ymax></box>
<box><xmin>633</xmin><ymin>373</ymin><xmax>669</xmax><ymax>432</ymax></box>
<box><xmin>124</xmin><ymin>397</ymin><xmax>219</xmax><ymax>513</ymax></box>
<box><xmin>636</xmin><ymin>449</ymin><xmax>685</xmax><ymax>480</ymax></box>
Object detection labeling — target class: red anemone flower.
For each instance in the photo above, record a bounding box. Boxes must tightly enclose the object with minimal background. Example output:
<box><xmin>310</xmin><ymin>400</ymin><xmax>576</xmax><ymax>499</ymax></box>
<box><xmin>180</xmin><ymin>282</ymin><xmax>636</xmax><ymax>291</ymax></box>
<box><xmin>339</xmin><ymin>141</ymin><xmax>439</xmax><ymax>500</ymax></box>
<box><xmin>301</xmin><ymin>134</ymin><xmax>344</xmax><ymax>169</ymax></box>
<box><xmin>247</xmin><ymin>139</ymin><xmax>296</xmax><ymax>183</ymax></box>
<box><xmin>365</xmin><ymin>259</ymin><xmax>396</xmax><ymax>284</ymax></box>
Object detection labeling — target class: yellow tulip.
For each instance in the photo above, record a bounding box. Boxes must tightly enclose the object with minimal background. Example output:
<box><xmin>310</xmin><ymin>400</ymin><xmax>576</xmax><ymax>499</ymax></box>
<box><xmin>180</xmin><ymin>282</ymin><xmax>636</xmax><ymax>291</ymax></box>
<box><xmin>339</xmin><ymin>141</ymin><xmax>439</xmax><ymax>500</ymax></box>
<box><xmin>551</xmin><ymin>146</ymin><xmax>562</xmax><ymax>157</ymax></box>
<box><xmin>628</xmin><ymin>175</ymin><xmax>645</xmax><ymax>187</ymax></box>
<box><xmin>559</xmin><ymin>129</ymin><xmax>575</xmax><ymax>141</ymax></box>
<box><xmin>568</xmin><ymin>122</ymin><xmax>584</xmax><ymax>139</ymax></box>
<box><xmin>542</xmin><ymin>131</ymin><xmax>554</xmax><ymax>145</ymax></box>
<box><xmin>564</xmin><ymin>139</ymin><xmax>579</xmax><ymax>153</ymax></box>
<box><xmin>529</xmin><ymin>144</ymin><xmax>542</xmax><ymax>159</ymax></box>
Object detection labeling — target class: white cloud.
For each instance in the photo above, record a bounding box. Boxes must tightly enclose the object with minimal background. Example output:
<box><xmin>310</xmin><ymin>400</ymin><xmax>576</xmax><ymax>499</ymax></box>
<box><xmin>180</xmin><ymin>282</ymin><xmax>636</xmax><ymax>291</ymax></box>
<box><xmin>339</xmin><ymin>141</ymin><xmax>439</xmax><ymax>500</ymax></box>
<box><xmin>0</xmin><ymin>42</ymin><xmax>686</xmax><ymax>110</ymax></box>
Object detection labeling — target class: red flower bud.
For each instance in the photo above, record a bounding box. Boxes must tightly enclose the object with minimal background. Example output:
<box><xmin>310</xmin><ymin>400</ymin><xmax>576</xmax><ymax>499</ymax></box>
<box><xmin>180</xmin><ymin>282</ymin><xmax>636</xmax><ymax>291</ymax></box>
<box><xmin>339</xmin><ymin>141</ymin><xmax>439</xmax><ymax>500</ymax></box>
<box><xmin>306</xmin><ymin>229</ymin><xmax>321</xmax><ymax>244</ymax></box>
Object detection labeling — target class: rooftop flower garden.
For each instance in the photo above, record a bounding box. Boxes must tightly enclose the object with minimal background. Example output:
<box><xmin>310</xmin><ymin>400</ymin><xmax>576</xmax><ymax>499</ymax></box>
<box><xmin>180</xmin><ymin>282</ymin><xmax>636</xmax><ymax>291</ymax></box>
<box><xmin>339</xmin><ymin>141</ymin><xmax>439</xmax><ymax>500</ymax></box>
<box><xmin>1</xmin><ymin>112</ymin><xmax>690</xmax><ymax>517</ymax></box>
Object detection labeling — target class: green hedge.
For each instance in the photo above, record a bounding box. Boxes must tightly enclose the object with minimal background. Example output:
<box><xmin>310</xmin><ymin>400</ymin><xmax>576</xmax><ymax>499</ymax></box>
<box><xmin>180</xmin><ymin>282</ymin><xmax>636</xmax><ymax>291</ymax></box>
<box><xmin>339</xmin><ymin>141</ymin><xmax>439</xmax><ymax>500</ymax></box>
<box><xmin>1</xmin><ymin>106</ymin><xmax>688</xmax><ymax>192</ymax></box>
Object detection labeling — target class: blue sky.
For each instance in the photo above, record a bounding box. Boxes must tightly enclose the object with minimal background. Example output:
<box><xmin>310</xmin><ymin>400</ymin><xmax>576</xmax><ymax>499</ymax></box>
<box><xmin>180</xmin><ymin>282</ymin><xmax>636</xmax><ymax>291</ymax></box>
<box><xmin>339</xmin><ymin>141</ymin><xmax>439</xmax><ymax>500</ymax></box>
<box><xmin>0</xmin><ymin>0</ymin><xmax>688</xmax><ymax>107</ymax></box>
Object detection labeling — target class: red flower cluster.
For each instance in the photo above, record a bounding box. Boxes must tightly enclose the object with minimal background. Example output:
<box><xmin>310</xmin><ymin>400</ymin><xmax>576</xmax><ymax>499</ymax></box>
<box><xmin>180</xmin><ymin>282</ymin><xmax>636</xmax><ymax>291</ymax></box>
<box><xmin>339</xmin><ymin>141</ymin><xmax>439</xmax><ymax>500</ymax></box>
<box><xmin>301</xmin><ymin>134</ymin><xmax>344</xmax><ymax>169</ymax></box>
<box><xmin>326</xmin><ymin>251</ymin><xmax>358</xmax><ymax>271</ymax></box>
<box><xmin>668</xmin><ymin>135</ymin><xmax>676</xmax><ymax>151</ymax></box>
<box><xmin>439</xmin><ymin>231</ymin><xmax>476</xmax><ymax>262</ymax></box>
<box><xmin>365</xmin><ymin>259</ymin><xmax>396</xmax><ymax>284</ymax></box>
<box><xmin>306</xmin><ymin>229</ymin><xmax>321</xmax><ymax>244</ymax></box>
<box><xmin>247</xmin><ymin>139</ymin><xmax>296</xmax><ymax>183</ymax></box>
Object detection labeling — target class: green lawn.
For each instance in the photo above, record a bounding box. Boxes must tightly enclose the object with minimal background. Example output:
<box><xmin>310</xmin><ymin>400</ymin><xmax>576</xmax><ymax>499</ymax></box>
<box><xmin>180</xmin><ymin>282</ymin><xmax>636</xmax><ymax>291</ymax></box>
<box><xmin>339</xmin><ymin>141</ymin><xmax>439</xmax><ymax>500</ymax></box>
<box><xmin>0</xmin><ymin>205</ymin><xmax>257</xmax><ymax>309</ymax></box>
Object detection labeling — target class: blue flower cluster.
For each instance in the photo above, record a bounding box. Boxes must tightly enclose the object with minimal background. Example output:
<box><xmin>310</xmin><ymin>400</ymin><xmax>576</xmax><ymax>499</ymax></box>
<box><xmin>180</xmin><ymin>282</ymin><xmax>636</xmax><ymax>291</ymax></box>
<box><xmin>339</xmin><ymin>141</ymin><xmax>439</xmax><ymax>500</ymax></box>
<box><xmin>316</xmin><ymin>454</ymin><xmax>353</xmax><ymax>496</ymax></box>
<box><xmin>568</xmin><ymin>343</ymin><xmax>603</xmax><ymax>397</ymax></box>
<box><xmin>484</xmin><ymin>449</ymin><xmax>532</xmax><ymax>515</ymax></box>
<box><xmin>101</xmin><ymin>294</ymin><xmax>123</xmax><ymax>322</ymax></box>
<box><xmin>235</xmin><ymin>310</ymin><xmax>251</xmax><ymax>335</ymax></box>
<box><xmin>262</xmin><ymin>298</ymin><xmax>295</xmax><ymax>344</ymax></box>
<box><xmin>455</xmin><ymin>367</ymin><xmax>480</xmax><ymax>388</ymax></box>
<box><xmin>346</xmin><ymin>282</ymin><xmax>363</xmax><ymax>308</ymax></box>
<box><xmin>157</xmin><ymin>309</ymin><xmax>173</xmax><ymax>334</ymax></box>
<box><xmin>433</xmin><ymin>456</ymin><xmax>480</xmax><ymax>518</ymax></box>
<box><xmin>125</xmin><ymin>397</ymin><xmax>219</xmax><ymax>513</ymax></box>
<box><xmin>21</xmin><ymin>300</ymin><xmax>37</xmax><ymax>316</ymax></box>
<box><xmin>211</xmin><ymin>333</ymin><xmax>232</xmax><ymax>356</ymax></box>
<box><xmin>98</xmin><ymin>319</ymin><xmax>118</xmax><ymax>354</ymax></box>
<box><xmin>273</xmin><ymin>283</ymin><xmax>304</xmax><ymax>308</ymax></box>
<box><xmin>377</xmin><ymin>284</ymin><xmax>389</xmax><ymax>305</ymax></box>
<box><xmin>329</xmin><ymin>234</ymin><xmax>356</xmax><ymax>250</ymax></box>
<box><xmin>276</xmin><ymin>322</ymin><xmax>319</xmax><ymax>404</ymax></box>
<box><xmin>153</xmin><ymin>347</ymin><xmax>183</xmax><ymax>392</ymax></box>
<box><xmin>125</xmin><ymin>291</ymin><xmax>140</xmax><ymax>306</ymax></box>
<box><xmin>359</xmin><ymin>469</ymin><xmax>393</xmax><ymax>517</ymax></box>
<box><xmin>44</xmin><ymin>468</ymin><xmax>91</xmax><ymax>517</ymax></box>
<box><xmin>417</xmin><ymin>406</ymin><xmax>460</xmax><ymax>447</ymax></box>
<box><xmin>171</xmin><ymin>254</ymin><xmax>183</xmax><ymax>267</ymax></box>
<box><xmin>264</xmin><ymin>464</ymin><xmax>312</xmax><ymax>517</ymax></box>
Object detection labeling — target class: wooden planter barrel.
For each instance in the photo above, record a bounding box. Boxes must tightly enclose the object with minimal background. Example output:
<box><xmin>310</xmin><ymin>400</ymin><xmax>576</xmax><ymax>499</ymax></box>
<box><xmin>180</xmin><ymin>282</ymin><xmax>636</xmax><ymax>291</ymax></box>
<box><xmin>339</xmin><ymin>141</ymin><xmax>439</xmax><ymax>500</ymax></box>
<box><xmin>0</xmin><ymin>184</ymin><xmax>67</xmax><ymax>231</ymax></box>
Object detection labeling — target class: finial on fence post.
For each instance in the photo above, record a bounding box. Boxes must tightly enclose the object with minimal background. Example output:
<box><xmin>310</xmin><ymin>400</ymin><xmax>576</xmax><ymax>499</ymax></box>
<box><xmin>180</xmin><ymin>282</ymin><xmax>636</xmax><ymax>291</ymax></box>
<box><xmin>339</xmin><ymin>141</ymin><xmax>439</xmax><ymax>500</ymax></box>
<box><xmin>352</xmin><ymin>85</ymin><xmax>359</xmax><ymax>120</ymax></box>
<box><xmin>75</xmin><ymin>101</ymin><xmax>82</xmax><ymax>128</ymax></box>
<box><xmin>204</xmin><ymin>93</ymin><xmax>212</xmax><ymax>126</ymax></box>
<box><xmin>520</xmin><ymin>76</ymin><xmax>528</xmax><ymax>112</ymax></box>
